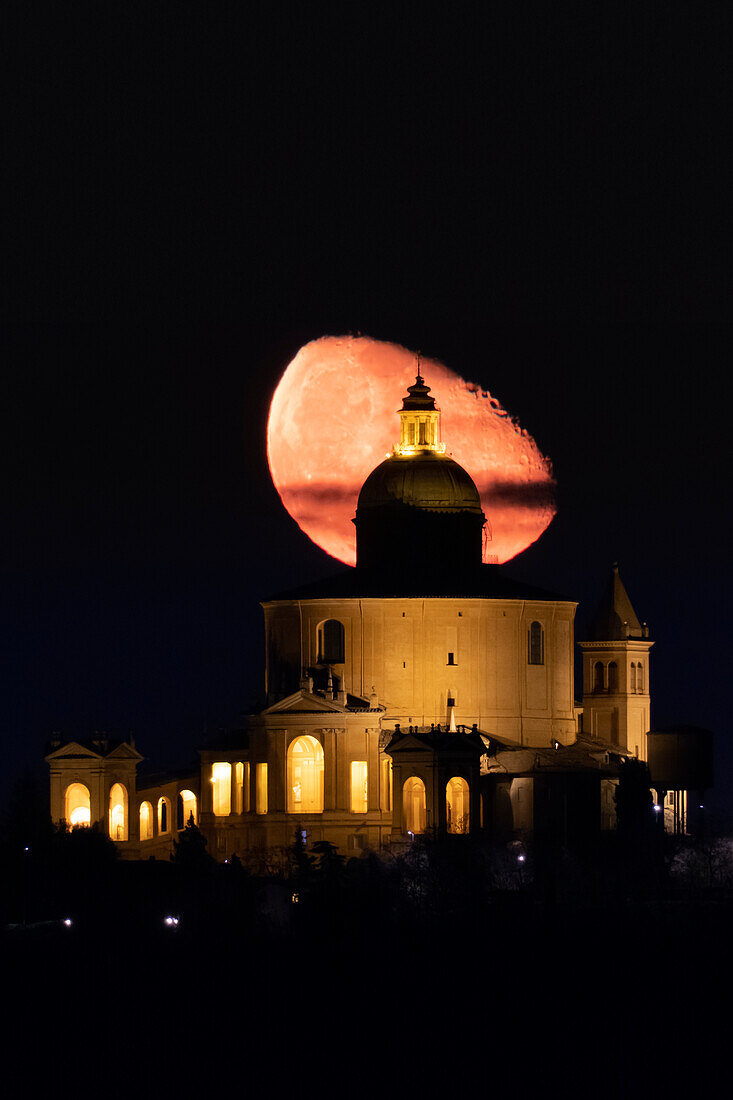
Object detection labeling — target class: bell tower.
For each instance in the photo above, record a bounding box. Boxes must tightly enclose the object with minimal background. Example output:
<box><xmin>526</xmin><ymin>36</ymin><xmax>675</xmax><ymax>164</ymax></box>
<box><xmin>579</xmin><ymin>564</ymin><xmax>653</xmax><ymax>759</ymax></box>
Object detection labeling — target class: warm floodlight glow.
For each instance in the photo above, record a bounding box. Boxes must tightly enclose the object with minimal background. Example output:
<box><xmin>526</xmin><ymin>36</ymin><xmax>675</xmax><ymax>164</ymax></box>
<box><xmin>403</xmin><ymin>776</ymin><xmax>426</xmax><ymax>834</ymax></box>
<box><xmin>267</xmin><ymin>336</ymin><xmax>556</xmax><ymax>564</ymax></box>
<box><xmin>109</xmin><ymin>783</ymin><xmax>127</xmax><ymax>841</ymax></box>
<box><xmin>256</xmin><ymin>763</ymin><xmax>268</xmax><ymax>815</ymax></box>
<box><xmin>180</xmin><ymin>789</ymin><xmax>197</xmax><ymax>825</ymax></box>
<box><xmin>158</xmin><ymin>796</ymin><xmax>171</xmax><ymax>834</ymax></box>
<box><xmin>287</xmin><ymin>736</ymin><xmax>324</xmax><ymax>813</ymax></box>
<box><xmin>139</xmin><ymin>800</ymin><xmax>153</xmax><ymax>840</ymax></box>
<box><xmin>65</xmin><ymin>782</ymin><xmax>91</xmax><ymax>828</ymax></box>
<box><xmin>350</xmin><ymin>761</ymin><xmax>368</xmax><ymax>813</ymax></box>
<box><xmin>446</xmin><ymin>776</ymin><xmax>470</xmax><ymax>834</ymax></box>
<box><xmin>212</xmin><ymin>763</ymin><xmax>232</xmax><ymax>817</ymax></box>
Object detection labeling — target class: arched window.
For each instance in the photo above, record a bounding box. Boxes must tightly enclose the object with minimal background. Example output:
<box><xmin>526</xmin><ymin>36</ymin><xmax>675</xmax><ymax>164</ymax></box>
<box><xmin>608</xmin><ymin>661</ymin><xmax>618</xmax><ymax>692</ymax></box>
<box><xmin>158</xmin><ymin>797</ymin><xmax>171</xmax><ymax>835</ymax></box>
<box><xmin>528</xmin><ymin>621</ymin><xmax>544</xmax><ymax>665</ymax></box>
<box><xmin>403</xmin><ymin>776</ymin><xmax>426</xmax><ymax>834</ymax></box>
<box><xmin>139</xmin><ymin>801</ymin><xmax>153</xmax><ymax>840</ymax></box>
<box><xmin>287</xmin><ymin>736</ymin><xmax>324</xmax><ymax>813</ymax></box>
<box><xmin>446</xmin><ymin>777</ymin><xmax>470</xmax><ymax>834</ymax></box>
<box><xmin>317</xmin><ymin>619</ymin><xmax>345</xmax><ymax>664</ymax></box>
<box><xmin>177</xmin><ymin>789</ymin><xmax>197</xmax><ymax>828</ymax></box>
<box><xmin>630</xmin><ymin>662</ymin><xmax>637</xmax><ymax>692</ymax></box>
<box><xmin>594</xmin><ymin>661</ymin><xmax>604</xmax><ymax>692</ymax></box>
<box><xmin>109</xmin><ymin>783</ymin><xmax>127</xmax><ymax>841</ymax></box>
<box><xmin>637</xmin><ymin>662</ymin><xmax>644</xmax><ymax>692</ymax></box>
<box><xmin>65</xmin><ymin>782</ymin><xmax>91</xmax><ymax>828</ymax></box>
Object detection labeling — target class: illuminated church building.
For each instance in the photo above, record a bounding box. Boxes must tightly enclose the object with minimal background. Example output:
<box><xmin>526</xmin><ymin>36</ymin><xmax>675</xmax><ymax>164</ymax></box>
<box><xmin>47</xmin><ymin>373</ymin><xmax>697</xmax><ymax>857</ymax></box>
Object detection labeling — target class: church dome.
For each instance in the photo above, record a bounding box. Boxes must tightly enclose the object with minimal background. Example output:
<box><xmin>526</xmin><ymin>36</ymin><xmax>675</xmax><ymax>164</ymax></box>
<box><xmin>358</xmin><ymin>451</ymin><xmax>483</xmax><ymax>515</ymax></box>
<box><xmin>354</xmin><ymin>369</ymin><xmax>486</xmax><ymax>575</ymax></box>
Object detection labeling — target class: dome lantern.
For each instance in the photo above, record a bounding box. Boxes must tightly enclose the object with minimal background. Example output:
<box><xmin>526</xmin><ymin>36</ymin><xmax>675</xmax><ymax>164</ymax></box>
<box><xmin>395</xmin><ymin>357</ymin><xmax>446</xmax><ymax>456</ymax></box>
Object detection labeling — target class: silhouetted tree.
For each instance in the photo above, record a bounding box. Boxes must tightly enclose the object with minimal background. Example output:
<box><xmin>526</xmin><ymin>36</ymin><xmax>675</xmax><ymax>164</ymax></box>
<box><xmin>289</xmin><ymin>827</ymin><xmax>314</xmax><ymax>882</ymax></box>
<box><xmin>311</xmin><ymin>840</ymin><xmax>345</xmax><ymax>880</ymax></box>
<box><xmin>171</xmin><ymin>815</ymin><xmax>214</xmax><ymax>873</ymax></box>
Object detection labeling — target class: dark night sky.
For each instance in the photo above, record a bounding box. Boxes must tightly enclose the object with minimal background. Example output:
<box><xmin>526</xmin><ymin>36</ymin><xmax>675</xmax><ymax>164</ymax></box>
<box><xmin>3</xmin><ymin>6</ymin><xmax>731</xmax><ymax>809</ymax></box>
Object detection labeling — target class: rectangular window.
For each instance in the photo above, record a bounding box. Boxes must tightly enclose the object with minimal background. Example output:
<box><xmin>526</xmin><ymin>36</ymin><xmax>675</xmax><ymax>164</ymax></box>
<box><xmin>447</xmin><ymin>652</ymin><xmax>456</xmax><ymax>665</ymax></box>
<box><xmin>212</xmin><ymin>762</ymin><xmax>231</xmax><ymax>817</ymax></box>
<box><xmin>234</xmin><ymin>762</ymin><xmax>244</xmax><ymax>814</ymax></box>
<box><xmin>351</xmin><ymin>761</ymin><xmax>368</xmax><ymax>813</ymax></box>
<box><xmin>256</xmin><ymin>763</ymin><xmax>268</xmax><ymax>815</ymax></box>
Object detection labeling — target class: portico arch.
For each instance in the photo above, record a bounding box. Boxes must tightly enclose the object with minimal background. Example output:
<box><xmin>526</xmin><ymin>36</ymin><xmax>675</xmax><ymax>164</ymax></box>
<box><xmin>139</xmin><ymin>801</ymin><xmax>153</xmax><ymax>840</ymax></box>
<box><xmin>446</xmin><ymin>776</ymin><xmax>470</xmax><ymax>834</ymax></box>
<box><xmin>108</xmin><ymin>783</ymin><xmax>128</xmax><ymax>840</ymax></box>
<box><xmin>403</xmin><ymin>776</ymin><xmax>426</xmax><ymax>834</ymax></box>
<box><xmin>65</xmin><ymin>782</ymin><xmax>91</xmax><ymax>828</ymax></box>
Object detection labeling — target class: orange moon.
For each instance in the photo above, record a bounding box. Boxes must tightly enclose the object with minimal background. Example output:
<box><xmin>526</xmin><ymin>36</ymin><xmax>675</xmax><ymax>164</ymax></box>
<box><xmin>267</xmin><ymin>335</ymin><xmax>557</xmax><ymax>565</ymax></box>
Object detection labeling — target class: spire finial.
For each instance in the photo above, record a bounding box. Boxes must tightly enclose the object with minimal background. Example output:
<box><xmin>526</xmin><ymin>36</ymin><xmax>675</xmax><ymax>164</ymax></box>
<box><xmin>415</xmin><ymin>350</ymin><xmax>423</xmax><ymax>384</ymax></box>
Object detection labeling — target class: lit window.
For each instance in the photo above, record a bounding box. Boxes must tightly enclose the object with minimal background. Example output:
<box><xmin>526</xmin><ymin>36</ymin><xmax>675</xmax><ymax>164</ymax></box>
<box><xmin>528</xmin><ymin>621</ymin><xmax>544</xmax><ymax>665</ymax></box>
<box><xmin>65</xmin><ymin>782</ymin><xmax>91</xmax><ymax>828</ymax></box>
<box><xmin>351</xmin><ymin>761</ymin><xmax>368</xmax><ymax>813</ymax></box>
<box><xmin>178</xmin><ymin>789</ymin><xmax>197</xmax><ymax>827</ymax></box>
<box><xmin>158</xmin><ymin>797</ymin><xmax>171</xmax><ymax>835</ymax></box>
<box><xmin>402</xmin><ymin>776</ymin><xmax>426</xmax><ymax>834</ymax></box>
<box><xmin>212</xmin><ymin>762</ymin><xmax>231</xmax><ymax>816</ymax></box>
<box><xmin>256</xmin><ymin>764</ymin><xmax>268</xmax><ymax>815</ymax></box>
<box><xmin>446</xmin><ymin>777</ymin><xmax>470</xmax><ymax>834</ymax></box>
<box><xmin>109</xmin><ymin>783</ymin><xmax>127</xmax><ymax>841</ymax></box>
<box><xmin>317</xmin><ymin>619</ymin><xmax>345</xmax><ymax>664</ymax></box>
<box><xmin>234</xmin><ymin>762</ymin><xmax>244</xmax><ymax>814</ymax></box>
<box><xmin>243</xmin><ymin>762</ymin><xmax>251</xmax><ymax>812</ymax></box>
<box><xmin>139</xmin><ymin>801</ymin><xmax>153</xmax><ymax>840</ymax></box>
<box><xmin>287</xmin><ymin>736</ymin><xmax>324</xmax><ymax>813</ymax></box>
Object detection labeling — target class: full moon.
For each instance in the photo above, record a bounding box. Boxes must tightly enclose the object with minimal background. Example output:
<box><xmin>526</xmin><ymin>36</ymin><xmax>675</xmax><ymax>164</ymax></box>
<box><xmin>267</xmin><ymin>336</ymin><xmax>557</xmax><ymax>565</ymax></box>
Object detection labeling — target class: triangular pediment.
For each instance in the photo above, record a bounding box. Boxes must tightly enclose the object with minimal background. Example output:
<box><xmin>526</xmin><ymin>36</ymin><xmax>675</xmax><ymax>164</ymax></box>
<box><xmin>106</xmin><ymin>742</ymin><xmax>143</xmax><ymax>761</ymax></box>
<box><xmin>385</xmin><ymin>733</ymin><xmax>435</xmax><ymax>754</ymax></box>
<box><xmin>262</xmin><ymin>690</ymin><xmax>348</xmax><ymax>715</ymax></box>
<box><xmin>46</xmin><ymin>741</ymin><xmax>102</xmax><ymax>761</ymax></box>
